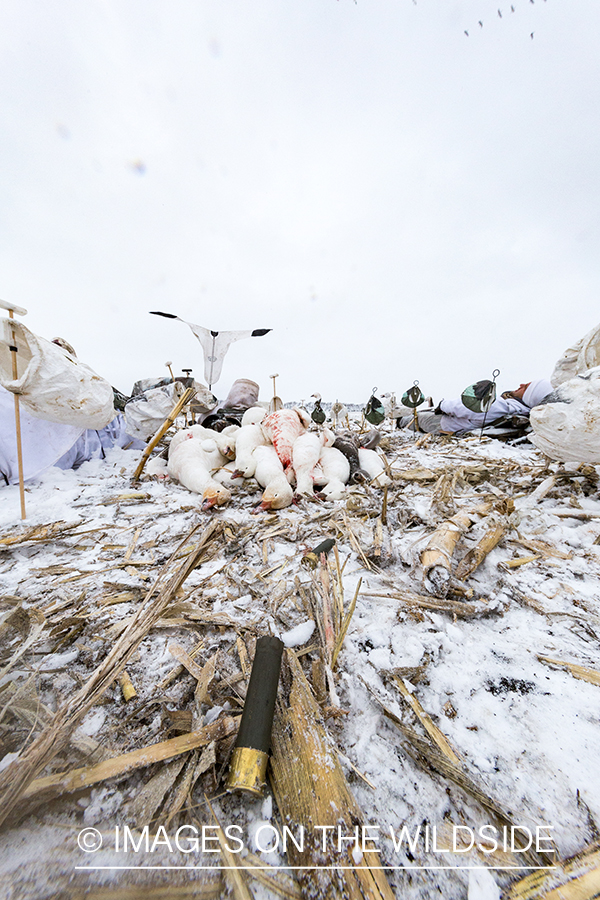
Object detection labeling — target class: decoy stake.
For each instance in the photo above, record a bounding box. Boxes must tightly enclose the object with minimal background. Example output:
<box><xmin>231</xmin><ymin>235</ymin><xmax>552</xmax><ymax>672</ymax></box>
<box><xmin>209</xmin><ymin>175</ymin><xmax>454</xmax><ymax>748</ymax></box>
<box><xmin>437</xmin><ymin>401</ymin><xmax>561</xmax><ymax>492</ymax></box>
<box><xmin>402</xmin><ymin>380</ymin><xmax>426</xmax><ymax>441</ymax></box>
<box><xmin>0</xmin><ymin>299</ymin><xmax>28</xmax><ymax>519</ymax></box>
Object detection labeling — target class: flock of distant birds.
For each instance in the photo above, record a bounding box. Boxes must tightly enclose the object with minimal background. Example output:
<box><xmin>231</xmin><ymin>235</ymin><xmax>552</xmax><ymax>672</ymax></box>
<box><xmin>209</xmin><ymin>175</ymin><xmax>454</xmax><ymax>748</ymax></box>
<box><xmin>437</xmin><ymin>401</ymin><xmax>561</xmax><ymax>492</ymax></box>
<box><xmin>461</xmin><ymin>0</ymin><xmax>547</xmax><ymax>39</ymax></box>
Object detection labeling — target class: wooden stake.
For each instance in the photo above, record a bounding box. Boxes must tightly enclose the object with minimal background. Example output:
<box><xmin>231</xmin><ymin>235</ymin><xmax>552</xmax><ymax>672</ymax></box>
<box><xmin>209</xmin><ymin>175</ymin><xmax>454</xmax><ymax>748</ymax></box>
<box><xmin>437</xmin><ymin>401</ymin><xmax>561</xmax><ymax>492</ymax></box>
<box><xmin>2</xmin><ymin>302</ymin><xmax>28</xmax><ymax>519</ymax></box>
<box><xmin>269</xmin><ymin>373</ymin><xmax>283</xmax><ymax>412</ymax></box>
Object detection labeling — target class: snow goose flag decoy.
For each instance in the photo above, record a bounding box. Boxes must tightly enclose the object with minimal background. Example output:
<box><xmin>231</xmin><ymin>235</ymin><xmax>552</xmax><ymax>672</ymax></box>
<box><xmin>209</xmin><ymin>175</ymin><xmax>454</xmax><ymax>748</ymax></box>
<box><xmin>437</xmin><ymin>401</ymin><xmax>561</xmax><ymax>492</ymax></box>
<box><xmin>149</xmin><ymin>312</ymin><xmax>271</xmax><ymax>388</ymax></box>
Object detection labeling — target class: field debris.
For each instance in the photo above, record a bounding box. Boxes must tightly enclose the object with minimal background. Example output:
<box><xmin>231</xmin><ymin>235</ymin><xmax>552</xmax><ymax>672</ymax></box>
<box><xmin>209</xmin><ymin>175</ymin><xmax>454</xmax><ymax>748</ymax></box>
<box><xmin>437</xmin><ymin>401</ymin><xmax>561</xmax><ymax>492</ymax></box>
<box><xmin>0</xmin><ymin>421</ymin><xmax>599</xmax><ymax>899</ymax></box>
<box><xmin>505</xmin><ymin>841</ymin><xmax>600</xmax><ymax>899</ymax></box>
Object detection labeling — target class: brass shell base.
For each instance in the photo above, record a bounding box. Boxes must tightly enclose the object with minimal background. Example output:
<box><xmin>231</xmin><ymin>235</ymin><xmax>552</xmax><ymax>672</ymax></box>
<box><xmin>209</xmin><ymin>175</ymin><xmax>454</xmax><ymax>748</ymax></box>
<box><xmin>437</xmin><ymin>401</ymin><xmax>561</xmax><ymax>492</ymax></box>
<box><xmin>226</xmin><ymin>747</ymin><xmax>269</xmax><ymax>796</ymax></box>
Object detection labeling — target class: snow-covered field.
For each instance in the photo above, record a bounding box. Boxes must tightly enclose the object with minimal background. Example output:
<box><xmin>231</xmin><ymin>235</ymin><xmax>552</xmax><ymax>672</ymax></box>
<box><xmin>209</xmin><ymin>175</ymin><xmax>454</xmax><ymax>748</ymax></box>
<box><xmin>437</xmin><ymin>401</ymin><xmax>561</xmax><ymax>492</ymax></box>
<box><xmin>1</xmin><ymin>421</ymin><xmax>599</xmax><ymax>900</ymax></box>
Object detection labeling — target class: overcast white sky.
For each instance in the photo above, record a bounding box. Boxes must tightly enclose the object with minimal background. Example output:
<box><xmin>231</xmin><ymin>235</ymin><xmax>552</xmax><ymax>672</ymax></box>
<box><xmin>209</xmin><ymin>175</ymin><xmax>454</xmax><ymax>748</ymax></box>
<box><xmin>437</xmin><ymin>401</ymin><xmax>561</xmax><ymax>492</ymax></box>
<box><xmin>1</xmin><ymin>0</ymin><xmax>599</xmax><ymax>406</ymax></box>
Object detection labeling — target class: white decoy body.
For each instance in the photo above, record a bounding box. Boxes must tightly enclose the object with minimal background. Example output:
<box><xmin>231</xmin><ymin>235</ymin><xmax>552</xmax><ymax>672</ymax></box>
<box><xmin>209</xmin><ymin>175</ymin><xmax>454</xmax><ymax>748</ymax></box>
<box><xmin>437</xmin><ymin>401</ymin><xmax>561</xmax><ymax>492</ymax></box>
<box><xmin>232</xmin><ymin>423</ymin><xmax>270</xmax><ymax>478</ymax></box>
<box><xmin>144</xmin><ymin>456</ymin><xmax>170</xmax><ymax>480</ymax></box>
<box><xmin>251</xmin><ymin>446</ymin><xmax>294</xmax><ymax>511</ymax></box>
<box><xmin>168</xmin><ymin>437</ymin><xmax>232</xmax><ymax>508</ymax></box>
<box><xmin>168</xmin><ymin>428</ymin><xmax>195</xmax><ymax>457</ymax></box>
<box><xmin>291</xmin><ymin>431</ymin><xmax>325</xmax><ymax>496</ymax></box>
<box><xmin>198</xmin><ymin>437</ymin><xmax>226</xmax><ymax>469</ymax></box>
<box><xmin>331</xmin><ymin>399</ymin><xmax>349</xmax><ymax>429</ymax></box>
<box><xmin>189</xmin><ymin>424</ymin><xmax>216</xmax><ymax>441</ymax></box>
<box><xmin>357</xmin><ymin>448</ymin><xmax>391</xmax><ymax>487</ymax></box>
<box><xmin>313</xmin><ymin>446</ymin><xmax>350</xmax><ymax>500</ymax></box>
<box><xmin>241</xmin><ymin>406</ymin><xmax>268</xmax><ymax>426</ymax></box>
<box><xmin>261</xmin><ymin>408</ymin><xmax>310</xmax><ymax>470</ymax></box>
<box><xmin>190</xmin><ymin>423</ymin><xmax>239</xmax><ymax>459</ymax></box>
<box><xmin>252</xmin><ymin>444</ymin><xmax>286</xmax><ymax>488</ymax></box>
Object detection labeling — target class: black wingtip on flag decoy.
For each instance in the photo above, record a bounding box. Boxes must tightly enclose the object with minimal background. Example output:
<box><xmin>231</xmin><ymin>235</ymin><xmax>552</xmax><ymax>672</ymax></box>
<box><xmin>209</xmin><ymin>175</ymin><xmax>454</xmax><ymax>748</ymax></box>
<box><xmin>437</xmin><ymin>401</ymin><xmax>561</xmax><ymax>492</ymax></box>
<box><xmin>149</xmin><ymin>311</ymin><xmax>272</xmax><ymax>388</ymax></box>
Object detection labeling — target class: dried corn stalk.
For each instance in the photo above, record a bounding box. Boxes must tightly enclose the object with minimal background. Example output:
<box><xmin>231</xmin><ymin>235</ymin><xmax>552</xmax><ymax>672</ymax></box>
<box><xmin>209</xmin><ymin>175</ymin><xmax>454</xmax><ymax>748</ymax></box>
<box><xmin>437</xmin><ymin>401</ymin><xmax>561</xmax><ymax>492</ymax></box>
<box><xmin>362</xmin><ymin>589</ymin><xmax>492</xmax><ymax>620</ymax></box>
<box><xmin>269</xmin><ymin>650</ymin><xmax>395</xmax><ymax>900</ymax></box>
<box><xmin>163</xmin><ymin>743</ymin><xmax>216</xmax><ymax>828</ymax></box>
<box><xmin>505</xmin><ymin>842</ymin><xmax>600</xmax><ymax>899</ymax></box>
<box><xmin>370</xmin><ymin>696</ymin><xmax>550</xmax><ymax>869</ymax></box>
<box><xmin>455</xmin><ymin>521</ymin><xmax>508</xmax><ymax>581</ymax></box>
<box><xmin>0</xmin><ymin>606</ymin><xmax>46</xmax><ymax>681</ymax></box>
<box><xmin>19</xmin><ymin>716</ymin><xmax>236</xmax><ymax>813</ymax></box>
<box><xmin>129</xmin><ymin>755</ymin><xmax>188</xmax><ymax>828</ymax></box>
<box><xmin>391</xmin><ymin>675</ymin><xmax>460</xmax><ymax>764</ymax></box>
<box><xmin>514</xmin><ymin>537</ymin><xmax>572</xmax><ymax>560</ymax></box>
<box><xmin>331</xmin><ymin>578</ymin><xmax>362</xmax><ymax>670</ymax></box>
<box><xmin>132</xmin><ymin>386</ymin><xmax>195</xmax><ymax>482</ymax></box>
<box><xmin>206</xmin><ymin>798</ymin><xmax>253</xmax><ymax>900</ymax></box>
<box><xmin>420</xmin><ymin>501</ymin><xmax>492</xmax><ymax>597</ymax></box>
<box><xmin>239</xmin><ymin>851</ymin><xmax>302</xmax><ymax>899</ymax></box>
<box><xmin>0</xmin><ymin>520</ymin><xmax>84</xmax><ymax>547</ymax></box>
<box><xmin>500</xmin><ymin>555</ymin><xmax>542</xmax><ymax>570</ymax></box>
<box><xmin>392</xmin><ymin>466</ymin><xmax>438</xmax><ymax>482</ymax></box>
<box><xmin>0</xmin><ymin>519</ymin><xmax>224</xmax><ymax>827</ymax></box>
<box><xmin>537</xmin><ymin>655</ymin><xmax>600</xmax><ymax>687</ymax></box>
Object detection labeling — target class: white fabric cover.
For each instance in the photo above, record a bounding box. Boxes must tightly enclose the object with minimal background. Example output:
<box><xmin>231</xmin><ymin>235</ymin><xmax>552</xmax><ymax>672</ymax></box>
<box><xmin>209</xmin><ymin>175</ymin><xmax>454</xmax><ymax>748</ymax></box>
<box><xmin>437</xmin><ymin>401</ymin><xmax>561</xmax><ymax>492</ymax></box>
<box><xmin>53</xmin><ymin>413</ymin><xmax>146</xmax><ymax>471</ymax></box>
<box><xmin>530</xmin><ymin>367</ymin><xmax>600</xmax><ymax>463</ymax></box>
<box><xmin>0</xmin><ymin>320</ymin><xmax>115</xmax><ymax>428</ymax></box>
<box><xmin>551</xmin><ymin>322</ymin><xmax>600</xmax><ymax>387</ymax></box>
<box><xmin>124</xmin><ymin>382</ymin><xmax>183</xmax><ymax>440</ymax></box>
<box><xmin>0</xmin><ymin>385</ymin><xmax>84</xmax><ymax>484</ymax></box>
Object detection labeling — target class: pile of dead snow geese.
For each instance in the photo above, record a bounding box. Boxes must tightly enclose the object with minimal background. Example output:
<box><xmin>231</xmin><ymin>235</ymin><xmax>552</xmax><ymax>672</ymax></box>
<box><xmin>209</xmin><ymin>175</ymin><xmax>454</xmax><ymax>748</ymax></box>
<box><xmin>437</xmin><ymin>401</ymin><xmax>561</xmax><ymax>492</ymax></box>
<box><xmin>152</xmin><ymin>407</ymin><xmax>390</xmax><ymax>511</ymax></box>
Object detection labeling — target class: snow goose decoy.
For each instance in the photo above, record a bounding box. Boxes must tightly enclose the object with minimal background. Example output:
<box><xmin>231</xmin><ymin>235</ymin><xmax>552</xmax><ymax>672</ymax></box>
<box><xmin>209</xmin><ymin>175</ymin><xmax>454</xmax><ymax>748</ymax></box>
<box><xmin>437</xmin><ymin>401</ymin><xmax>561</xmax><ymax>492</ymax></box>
<box><xmin>251</xmin><ymin>446</ymin><xmax>294</xmax><ymax>512</ymax></box>
<box><xmin>358</xmin><ymin>447</ymin><xmax>391</xmax><ymax>487</ymax></box>
<box><xmin>313</xmin><ymin>446</ymin><xmax>350</xmax><ymax>500</ymax></box>
<box><xmin>310</xmin><ymin>393</ymin><xmax>326</xmax><ymax>425</ymax></box>
<box><xmin>168</xmin><ymin>437</ymin><xmax>232</xmax><ymax>509</ymax></box>
<box><xmin>261</xmin><ymin>408</ymin><xmax>310</xmax><ymax>471</ymax></box>
<box><xmin>231</xmin><ymin>422</ymin><xmax>270</xmax><ymax>478</ymax></box>
<box><xmin>292</xmin><ymin>431</ymin><xmax>325</xmax><ymax>496</ymax></box>
<box><xmin>241</xmin><ymin>406</ymin><xmax>268</xmax><ymax>426</ymax></box>
<box><xmin>331</xmin><ymin>399</ymin><xmax>349</xmax><ymax>429</ymax></box>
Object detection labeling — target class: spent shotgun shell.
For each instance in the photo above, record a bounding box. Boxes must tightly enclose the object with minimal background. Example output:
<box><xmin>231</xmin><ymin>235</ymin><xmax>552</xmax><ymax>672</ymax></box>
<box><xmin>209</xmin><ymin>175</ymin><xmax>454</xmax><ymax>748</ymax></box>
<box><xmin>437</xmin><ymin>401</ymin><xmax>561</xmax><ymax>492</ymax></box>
<box><xmin>226</xmin><ymin>635</ymin><xmax>284</xmax><ymax>796</ymax></box>
<box><xmin>301</xmin><ymin>537</ymin><xmax>336</xmax><ymax>569</ymax></box>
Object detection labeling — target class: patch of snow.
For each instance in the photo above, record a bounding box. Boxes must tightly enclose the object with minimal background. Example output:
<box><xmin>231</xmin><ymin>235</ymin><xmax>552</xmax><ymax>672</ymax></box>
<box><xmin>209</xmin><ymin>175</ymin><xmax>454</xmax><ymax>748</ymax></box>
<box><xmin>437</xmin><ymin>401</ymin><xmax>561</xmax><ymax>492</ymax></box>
<box><xmin>468</xmin><ymin>867</ymin><xmax>500</xmax><ymax>900</ymax></box>
<box><xmin>280</xmin><ymin>619</ymin><xmax>315</xmax><ymax>647</ymax></box>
